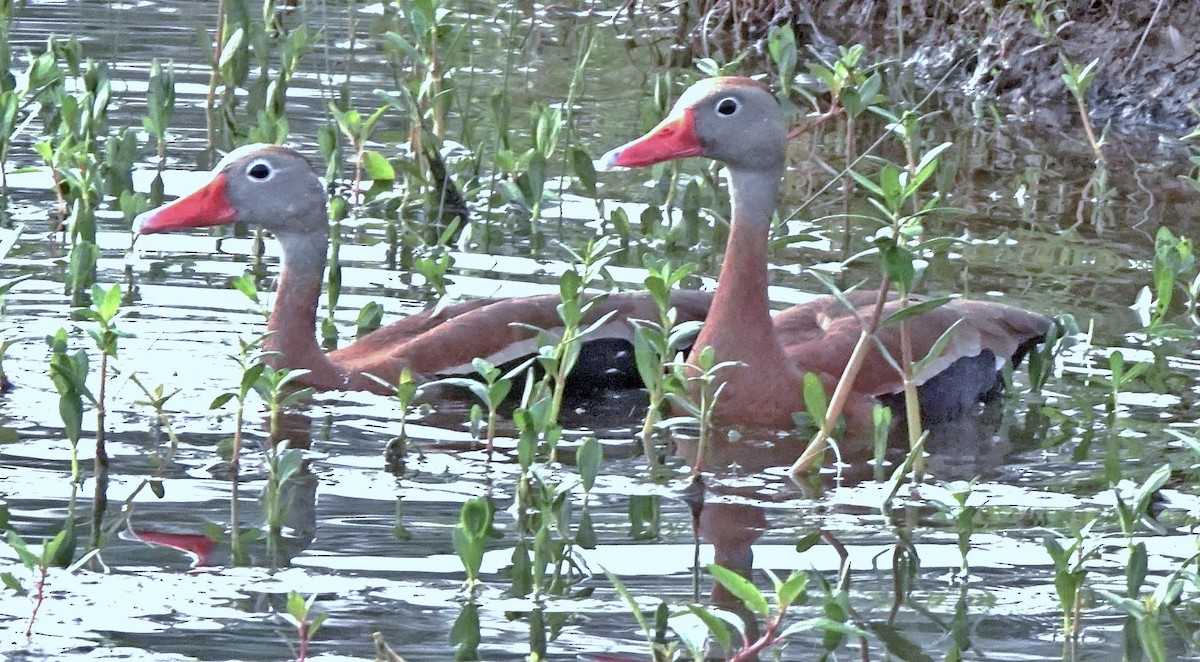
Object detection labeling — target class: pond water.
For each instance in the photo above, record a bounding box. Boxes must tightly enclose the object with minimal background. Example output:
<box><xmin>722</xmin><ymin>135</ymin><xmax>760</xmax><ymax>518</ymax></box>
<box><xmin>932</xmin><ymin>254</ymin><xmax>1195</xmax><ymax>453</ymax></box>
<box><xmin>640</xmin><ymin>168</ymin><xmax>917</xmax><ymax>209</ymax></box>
<box><xmin>1</xmin><ymin>1</ymin><xmax>1199</xmax><ymax>661</ymax></box>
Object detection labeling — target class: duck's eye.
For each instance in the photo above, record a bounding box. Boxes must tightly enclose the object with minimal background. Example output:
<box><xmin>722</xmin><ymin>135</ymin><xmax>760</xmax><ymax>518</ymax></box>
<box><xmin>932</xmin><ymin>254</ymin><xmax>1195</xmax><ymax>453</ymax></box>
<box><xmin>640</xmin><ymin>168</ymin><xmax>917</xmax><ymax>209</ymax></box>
<box><xmin>715</xmin><ymin>97</ymin><xmax>740</xmax><ymax>116</ymax></box>
<box><xmin>247</xmin><ymin>160</ymin><xmax>272</xmax><ymax>181</ymax></box>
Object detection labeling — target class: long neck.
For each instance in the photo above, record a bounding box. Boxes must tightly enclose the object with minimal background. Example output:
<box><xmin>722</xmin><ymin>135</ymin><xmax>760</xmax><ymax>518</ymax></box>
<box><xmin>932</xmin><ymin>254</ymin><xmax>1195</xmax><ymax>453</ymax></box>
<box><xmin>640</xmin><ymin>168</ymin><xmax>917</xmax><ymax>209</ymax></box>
<box><xmin>696</xmin><ymin>166</ymin><xmax>784</xmax><ymax>355</ymax></box>
<box><xmin>265</xmin><ymin>229</ymin><xmax>346</xmax><ymax>387</ymax></box>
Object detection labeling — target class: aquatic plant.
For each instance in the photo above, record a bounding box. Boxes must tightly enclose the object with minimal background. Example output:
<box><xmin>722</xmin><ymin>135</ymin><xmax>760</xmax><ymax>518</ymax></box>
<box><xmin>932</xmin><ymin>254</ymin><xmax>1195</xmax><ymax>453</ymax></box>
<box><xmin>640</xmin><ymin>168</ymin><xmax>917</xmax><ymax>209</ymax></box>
<box><xmin>665</xmin><ymin>346</ymin><xmax>736</xmax><ymax>475</ymax></box>
<box><xmin>1140</xmin><ymin>226</ymin><xmax>1197</xmax><ymax>336</ymax></box>
<box><xmin>0</xmin><ymin>226</ymin><xmax>30</xmax><ymax>392</ymax></box>
<box><xmin>453</xmin><ymin>495</ymin><xmax>493</xmax><ymax>591</ymax></box>
<box><xmin>209</xmin><ymin>336</ymin><xmax>269</xmax><ymax>566</ymax></box>
<box><xmin>430</xmin><ymin>358</ymin><xmax>514</xmax><ymax>457</ymax></box>
<box><xmin>791</xmin><ymin>123</ymin><xmax>956</xmax><ymax>477</ymax></box>
<box><xmin>77</xmin><ymin>283</ymin><xmax>124</xmax><ymax>472</ymax></box>
<box><xmin>141</xmin><ymin>59</ymin><xmax>175</xmax><ymax>206</ymax></box>
<box><xmin>1044</xmin><ymin>518</ymin><xmax>1101</xmax><ymax>639</ymax></box>
<box><xmin>117</xmin><ymin>376</ymin><xmax>181</xmax><ymax>509</ymax></box>
<box><xmin>203</xmin><ymin>0</ymin><xmax>316</xmax><ymax>155</ymax></box>
<box><xmin>382</xmin><ymin>367</ymin><xmax>422</xmax><ymax>467</ymax></box>
<box><xmin>494</xmin><ymin>102</ymin><xmax>564</xmax><ymax>227</ymax></box>
<box><xmin>528</xmin><ymin>237</ymin><xmax>618</xmax><ymax>437</ymax></box>
<box><xmin>630</xmin><ymin>257</ymin><xmax>699</xmax><ymax>466</ymax></box>
<box><xmin>4</xmin><ymin>529</ymin><xmax>70</xmax><ymax>637</ymax></box>
<box><xmin>46</xmin><ymin>328</ymin><xmax>91</xmax><ymax>483</ymax></box>
<box><xmin>1060</xmin><ymin>57</ymin><xmax>1103</xmax><ymax>163</ymax></box>
<box><xmin>282</xmin><ymin>590</ymin><xmax>327</xmax><ymax>661</ymax></box>
<box><xmin>931</xmin><ymin>479</ymin><xmax>982</xmax><ymax>577</ymax></box>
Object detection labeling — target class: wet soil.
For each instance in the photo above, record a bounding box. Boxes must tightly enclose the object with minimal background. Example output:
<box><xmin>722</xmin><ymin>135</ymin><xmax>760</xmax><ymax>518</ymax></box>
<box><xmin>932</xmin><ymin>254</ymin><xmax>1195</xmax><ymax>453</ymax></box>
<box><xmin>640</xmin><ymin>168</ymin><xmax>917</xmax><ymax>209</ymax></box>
<box><xmin>680</xmin><ymin>0</ymin><xmax>1200</xmax><ymax>135</ymax></box>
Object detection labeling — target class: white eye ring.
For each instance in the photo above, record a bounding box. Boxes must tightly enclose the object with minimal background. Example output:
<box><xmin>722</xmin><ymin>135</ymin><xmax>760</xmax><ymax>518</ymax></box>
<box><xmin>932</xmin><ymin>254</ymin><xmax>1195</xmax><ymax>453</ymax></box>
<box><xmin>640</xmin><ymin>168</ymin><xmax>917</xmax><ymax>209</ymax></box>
<box><xmin>246</xmin><ymin>159</ymin><xmax>274</xmax><ymax>182</ymax></box>
<box><xmin>715</xmin><ymin>97</ymin><xmax>740</xmax><ymax>117</ymax></box>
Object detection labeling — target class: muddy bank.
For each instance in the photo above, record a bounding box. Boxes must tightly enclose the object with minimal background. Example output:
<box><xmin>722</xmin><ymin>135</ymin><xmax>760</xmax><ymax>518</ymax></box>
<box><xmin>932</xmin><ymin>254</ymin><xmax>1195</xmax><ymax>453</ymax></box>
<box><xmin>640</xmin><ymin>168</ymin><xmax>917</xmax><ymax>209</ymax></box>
<box><xmin>677</xmin><ymin>0</ymin><xmax>1200</xmax><ymax>136</ymax></box>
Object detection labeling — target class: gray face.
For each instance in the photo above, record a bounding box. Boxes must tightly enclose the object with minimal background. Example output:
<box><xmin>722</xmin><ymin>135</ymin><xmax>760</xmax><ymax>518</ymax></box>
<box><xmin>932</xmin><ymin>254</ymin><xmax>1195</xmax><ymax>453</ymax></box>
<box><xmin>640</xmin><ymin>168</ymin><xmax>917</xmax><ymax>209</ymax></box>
<box><xmin>683</xmin><ymin>80</ymin><xmax>788</xmax><ymax>172</ymax></box>
<box><xmin>220</xmin><ymin>145</ymin><xmax>327</xmax><ymax>237</ymax></box>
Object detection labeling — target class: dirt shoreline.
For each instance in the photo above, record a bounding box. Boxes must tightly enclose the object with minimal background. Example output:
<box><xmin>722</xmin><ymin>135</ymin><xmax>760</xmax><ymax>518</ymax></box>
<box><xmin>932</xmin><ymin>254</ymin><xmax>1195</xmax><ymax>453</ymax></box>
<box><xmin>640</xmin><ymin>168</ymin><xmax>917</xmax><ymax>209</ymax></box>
<box><xmin>680</xmin><ymin>0</ymin><xmax>1200</xmax><ymax>136</ymax></box>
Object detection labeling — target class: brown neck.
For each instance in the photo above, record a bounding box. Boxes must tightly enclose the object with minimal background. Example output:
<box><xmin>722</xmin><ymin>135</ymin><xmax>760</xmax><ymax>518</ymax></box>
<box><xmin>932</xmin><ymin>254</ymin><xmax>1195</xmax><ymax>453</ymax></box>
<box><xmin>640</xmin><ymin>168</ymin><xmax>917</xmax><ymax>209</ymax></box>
<box><xmin>264</xmin><ymin>230</ymin><xmax>348</xmax><ymax>388</ymax></box>
<box><xmin>694</xmin><ymin>167</ymin><xmax>788</xmax><ymax>364</ymax></box>
<box><xmin>690</xmin><ymin>165</ymin><xmax>801</xmax><ymax>427</ymax></box>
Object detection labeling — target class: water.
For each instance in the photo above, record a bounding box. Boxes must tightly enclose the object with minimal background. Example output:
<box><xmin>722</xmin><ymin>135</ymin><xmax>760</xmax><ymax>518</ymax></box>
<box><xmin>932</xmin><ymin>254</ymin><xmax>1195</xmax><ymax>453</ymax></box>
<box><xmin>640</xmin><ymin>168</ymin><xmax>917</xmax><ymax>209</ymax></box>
<box><xmin>1</xmin><ymin>1</ymin><xmax>1199</xmax><ymax>660</ymax></box>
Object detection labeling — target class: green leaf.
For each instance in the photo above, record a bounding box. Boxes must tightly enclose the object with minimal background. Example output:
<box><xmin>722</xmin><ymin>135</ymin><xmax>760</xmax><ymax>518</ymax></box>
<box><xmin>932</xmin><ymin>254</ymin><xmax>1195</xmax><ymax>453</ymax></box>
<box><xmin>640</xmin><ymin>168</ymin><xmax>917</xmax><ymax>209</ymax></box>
<box><xmin>777</xmin><ymin>570</ymin><xmax>809</xmax><ymax>607</ymax></box>
<box><xmin>684</xmin><ymin>604</ymin><xmax>734</xmax><ymax>654</ymax></box>
<box><xmin>780</xmin><ymin>616</ymin><xmax>869</xmax><ymax>639</ymax></box>
<box><xmin>218</xmin><ymin>28</ymin><xmax>245</xmax><ymax>69</ymax></box>
<box><xmin>879</xmin><ymin>296</ymin><xmax>952</xmax><ymax>329</ymax></box>
<box><xmin>883</xmin><ymin>244</ymin><xmax>915</xmax><ymax>288</ymax></box>
<box><xmin>360</xmin><ymin>150</ymin><xmax>395</xmax><ymax>181</ymax></box>
<box><xmin>230</xmin><ymin>272</ymin><xmax>259</xmax><ymax>304</ymax></box>
<box><xmin>910</xmin><ymin>319</ymin><xmax>964</xmax><ymax>378</ymax></box>
<box><xmin>707</xmin><ymin>564</ymin><xmax>769</xmax><ymax>617</ymax></box>
<box><xmin>802</xmin><ymin>372</ymin><xmax>828</xmax><ymax>425</ymax></box>
<box><xmin>571</xmin><ymin>146</ymin><xmax>596</xmax><ymax>195</ymax></box>
<box><xmin>286</xmin><ymin>591</ymin><xmax>307</xmax><ymax>620</ymax></box>
<box><xmin>576</xmin><ymin>436</ymin><xmax>602</xmax><ymax>492</ymax></box>
<box><xmin>795</xmin><ymin>530</ymin><xmax>822</xmax><ymax>553</ymax></box>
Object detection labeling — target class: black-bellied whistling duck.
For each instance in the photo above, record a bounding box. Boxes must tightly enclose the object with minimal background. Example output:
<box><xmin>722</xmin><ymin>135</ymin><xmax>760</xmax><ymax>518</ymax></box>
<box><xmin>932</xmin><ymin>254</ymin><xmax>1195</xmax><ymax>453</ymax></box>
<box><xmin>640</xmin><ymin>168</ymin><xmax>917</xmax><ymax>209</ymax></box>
<box><xmin>600</xmin><ymin>77</ymin><xmax>1053</xmax><ymax>431</ymax></box>
<box><xmin>133</xmin><ymin>144</ymin><xmax>712</xmax><ymax>395</ymax></box>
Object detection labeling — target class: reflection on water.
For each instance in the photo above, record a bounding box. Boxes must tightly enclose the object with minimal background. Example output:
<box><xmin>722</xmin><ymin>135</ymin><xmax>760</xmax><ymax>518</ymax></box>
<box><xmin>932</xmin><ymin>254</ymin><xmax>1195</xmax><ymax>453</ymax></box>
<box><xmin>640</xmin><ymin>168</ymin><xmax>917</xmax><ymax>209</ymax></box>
<box><xmin>0</xmin><ymin>1</ymin><xmax>1197</xmax><ymax>661</ymax></box>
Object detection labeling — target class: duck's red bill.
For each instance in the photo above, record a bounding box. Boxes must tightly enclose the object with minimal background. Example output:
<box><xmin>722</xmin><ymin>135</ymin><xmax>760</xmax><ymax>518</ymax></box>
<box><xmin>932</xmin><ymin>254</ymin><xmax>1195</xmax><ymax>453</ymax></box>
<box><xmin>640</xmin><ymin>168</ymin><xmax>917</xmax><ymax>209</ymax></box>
<box><xmin>133</xmin><ymin>173</ymin><xmax>238</xmax><ymax>234</ymax></box>
<box><xmin>602</xmin><ymin>109</ymin><xmax>702</xmax><ymax>168</ymax></box>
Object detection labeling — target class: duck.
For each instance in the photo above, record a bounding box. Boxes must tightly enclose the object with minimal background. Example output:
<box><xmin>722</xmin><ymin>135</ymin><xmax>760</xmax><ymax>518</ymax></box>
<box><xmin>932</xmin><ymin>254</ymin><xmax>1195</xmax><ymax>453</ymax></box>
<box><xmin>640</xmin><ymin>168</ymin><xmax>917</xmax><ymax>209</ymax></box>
<box><xmin>600</xmin><ymin>77</ymin><xmax>1053</xmax><ymax>433</ymax></box>
<box><xmin>133</xmin><ymin>144</ymin><xmax>712</xmax><ymax>396</ymax></box>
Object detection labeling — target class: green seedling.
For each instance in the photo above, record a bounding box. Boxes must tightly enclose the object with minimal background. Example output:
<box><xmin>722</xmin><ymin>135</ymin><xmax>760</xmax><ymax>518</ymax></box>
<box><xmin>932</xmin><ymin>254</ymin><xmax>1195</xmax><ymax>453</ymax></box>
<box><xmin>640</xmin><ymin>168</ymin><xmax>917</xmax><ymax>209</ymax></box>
<box><xmin>354</xmin><ymin>301</ymin><xmax>384</xmax><ymax>338</ymax></box>
<box><xmin>0</xmin><ymin>226</ymin><xmax>30</xmax><ymax>391</ymax></box>
<box><xmin>630</xmin><ymin>257</ymin><xmax>698</xmax><ymax>465</ymax></box>
<box><xmin>931</xmin><ymin>479</ymin><xmax>982</xmax><ymax>577</ymax></box>
<box><xmin>512</xmin><ymin>470</ymin><xmax>585</xmax><ymax>600</ymax></box>
<box><xmin>1140</xmin><ymin>227</ymin><xmax>1197</xmax><ymax>336</ymax></box>
<box><xmin>1044</xmin><ymin>518</ymin><xmax>1101</xmax><ymax>639</ymax></box>
<box><xmin>142</xmin><ymin>58</ymin><xmax>175</xmax><ymax>205</ymax></box>
<box><xmin>1100</xmin><ymin>559</ymin><xmax>1200</xmax><ymax>662</ymax></box>
<box><xmin>428</xmin><ymin>357</ymin><xmax>516</xmax><ymax>456</ymax></box>
<box><xmin>115</xmin><ymin>375</ymin><xmax>181</xmax><ymax>512</ymax></box>
<box><xmin>573</xmin><ymin>436</ymin><xmax>602</xmax><ymax>550</ymax></box>
<box><xmin>262</xmin><ymin>438</ymin><xmax>305</xmax><ymax>559</ymax></box>
<box><xmin>453</xmin><ymin>495</ymin><xmax>494</xmax><ymax>592</ymax></box>
<box><xmin>604</xmin><ymin>568</ymin><xmax>675</xmax><ymax>661</ymax></box>
<box><xmin>1060</xmin><ymin>56</ymin><xmax>1104</xmax><ymax>162</ymax></box>
<box><xmin>253</xmin><ymin>364</ymin><xmax>315</xmax><ymax>443</ymax></box>
<box><xmin>493</xmin><ymin>102</ymin><xmax>562</xmax><ymax>225</ymax></box>
<box><xmin>792</xmin><ymin>124</ymin><xmax>955</xmax><ymax>479</ymax></box>
<box><xmin>282</xmin><ymin>591</ymin><xmax>327</xmax><ymax>662</ymax></box>
<box><xmin>4</xmin><ymin>528</ymin><xmax>93</xmax><ymax>637</ymax></box>
<box><xmin>381</xmin><ymin>367</ymin><xmax>422</xmax><ymax>464</ymax></box>
<box><xmin>1105</xmin><ymin>350</ymin><xmax>1148</xmax><ymax>413</ymax></box>
<box><xmin>47</xmin><ymin>327</ymin><xmax>93</xmax><ymax>484</ymax></box>
<box><xmin>520</xmin><ymin>237</ymin><xmax>618</xmax><ymax>442</ymax></box>
<box><xmin>77</xmin><ymin>283</ymin><xmax>125</xmax><ymax>472</ymax></box>
<box><xmin>209</xmin><ymin>336</ymin><xmax>268</xmax><ymax>566</ymax></box>
<box><xmin>665</xmin><ymin>346</ymin><xmax>738</xmax><ymax>475</ymax></box>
